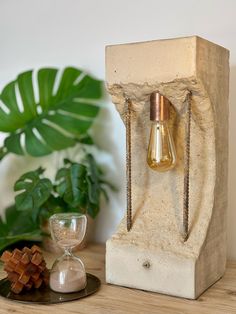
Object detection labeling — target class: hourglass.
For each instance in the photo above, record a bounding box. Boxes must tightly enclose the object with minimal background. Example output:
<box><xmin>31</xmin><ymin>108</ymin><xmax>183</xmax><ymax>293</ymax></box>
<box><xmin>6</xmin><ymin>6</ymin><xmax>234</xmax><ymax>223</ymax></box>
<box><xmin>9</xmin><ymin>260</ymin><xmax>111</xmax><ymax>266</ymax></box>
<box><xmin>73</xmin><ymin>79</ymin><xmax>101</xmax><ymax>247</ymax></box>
<box><xmin>49</xmin><ymin>213</ymin><xmax>87</xmax><ymax>293</ymax></box>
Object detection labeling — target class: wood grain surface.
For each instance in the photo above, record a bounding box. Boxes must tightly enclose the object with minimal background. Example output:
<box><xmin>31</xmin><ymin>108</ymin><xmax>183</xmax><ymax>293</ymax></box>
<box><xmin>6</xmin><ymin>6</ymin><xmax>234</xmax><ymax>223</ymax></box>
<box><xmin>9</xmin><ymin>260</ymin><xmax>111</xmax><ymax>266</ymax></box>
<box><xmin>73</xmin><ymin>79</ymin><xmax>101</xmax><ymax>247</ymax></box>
<box><xmin>0</xmin><ymin>244</ymin><xmax>236</xmax><ymax>314</ymax></box>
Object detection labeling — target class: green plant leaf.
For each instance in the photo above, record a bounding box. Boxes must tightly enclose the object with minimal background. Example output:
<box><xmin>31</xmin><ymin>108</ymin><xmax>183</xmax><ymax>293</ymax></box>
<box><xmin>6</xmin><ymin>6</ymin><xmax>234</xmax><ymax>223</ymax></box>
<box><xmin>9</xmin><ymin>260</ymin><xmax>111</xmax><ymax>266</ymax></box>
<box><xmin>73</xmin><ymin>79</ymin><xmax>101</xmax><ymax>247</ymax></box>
<box><xmin>14</xmin><ymin>167</ymin><xmax>53</xmax><ymax>217</ymax></box>
<box><xmin>0</xmin><ymin>231</ymin><xmax>42</xmax><ymax>253</ymax></box>
<box><xmin>87</xmin><ymin>203</ymin><xmax>99</xmax><ymax>219</ymax></box>
<box><xmin>86</xmin><ymin>176</ymin><xmax>99</xmax><ymax>205</ymax></box>
<box><xmin>39</xmin><ymin>195</ymin><xmax>68</xmax><ymax>223</ymax></box>
<box><xmin>0</xmin><ymin>67</ymin><xmax>102</xmax><ymax>158</ymax></box>
<box><xmin>55</xmin><ymin>162</ymin><xmax>87</xmax><ymax>208</ymax></box>
<box><xmin>86</xmin><ymin>154</ymin><xmax>101</xmax><ymax>205</ymax></box>
<box><xmin>54</xmin><ymin>156</ymin><xmax>107</xmax><ymax>218</ymax></box>
<box><xmin>0</xmin><ymin>205</ymin><xmax>42</xmax><ymax>253</ymax></box>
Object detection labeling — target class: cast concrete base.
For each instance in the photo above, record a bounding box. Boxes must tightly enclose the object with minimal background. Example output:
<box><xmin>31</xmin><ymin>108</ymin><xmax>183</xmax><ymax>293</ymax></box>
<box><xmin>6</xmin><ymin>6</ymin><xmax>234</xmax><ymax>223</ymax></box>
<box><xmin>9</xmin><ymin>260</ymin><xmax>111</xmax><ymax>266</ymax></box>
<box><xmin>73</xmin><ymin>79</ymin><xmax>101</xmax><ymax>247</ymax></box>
<box><xmin>106</xmin><ymin>238</ymin><xmax>225</xmax><ymax>299</ymax></box>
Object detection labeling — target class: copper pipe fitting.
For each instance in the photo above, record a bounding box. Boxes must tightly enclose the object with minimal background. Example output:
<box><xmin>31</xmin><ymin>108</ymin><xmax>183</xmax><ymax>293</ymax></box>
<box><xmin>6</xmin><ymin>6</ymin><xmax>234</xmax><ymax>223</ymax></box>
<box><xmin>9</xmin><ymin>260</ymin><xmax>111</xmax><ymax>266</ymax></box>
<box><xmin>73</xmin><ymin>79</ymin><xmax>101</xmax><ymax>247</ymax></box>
<box><xmin>150</xmin><ymin>92</ymin><xmax>171</xmax><ymax>121</ymax></box>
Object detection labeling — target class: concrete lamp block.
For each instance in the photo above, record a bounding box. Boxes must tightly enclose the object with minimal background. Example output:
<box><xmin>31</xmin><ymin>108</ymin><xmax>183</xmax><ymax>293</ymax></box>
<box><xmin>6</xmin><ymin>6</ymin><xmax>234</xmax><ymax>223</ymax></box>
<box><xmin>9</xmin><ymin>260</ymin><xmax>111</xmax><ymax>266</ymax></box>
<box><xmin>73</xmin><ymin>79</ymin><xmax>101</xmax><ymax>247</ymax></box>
<box><xmin>105</xmin><ymin>36</ymin><xmax>229</xmax><ymax>299</ymax></box>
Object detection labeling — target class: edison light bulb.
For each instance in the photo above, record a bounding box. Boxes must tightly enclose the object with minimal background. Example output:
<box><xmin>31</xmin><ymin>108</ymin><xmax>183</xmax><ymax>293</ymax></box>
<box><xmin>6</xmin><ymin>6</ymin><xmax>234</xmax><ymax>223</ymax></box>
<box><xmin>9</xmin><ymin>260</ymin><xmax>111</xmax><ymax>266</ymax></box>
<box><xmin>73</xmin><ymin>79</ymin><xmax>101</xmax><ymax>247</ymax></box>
<box><xmin>147</xmin><ymin>92</ymin><xmax>176</xmax><ymax>172</ymax></box>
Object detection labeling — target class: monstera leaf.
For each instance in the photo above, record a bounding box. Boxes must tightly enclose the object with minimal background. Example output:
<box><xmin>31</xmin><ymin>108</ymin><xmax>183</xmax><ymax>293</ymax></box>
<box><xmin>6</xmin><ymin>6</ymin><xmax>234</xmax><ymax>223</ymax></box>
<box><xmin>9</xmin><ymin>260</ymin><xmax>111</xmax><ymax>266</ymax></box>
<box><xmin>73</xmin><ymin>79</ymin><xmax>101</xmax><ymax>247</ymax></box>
<box><xmin>14</xmin><ymin>167</ymin><xmax>53</xmax><ymax>220</ymax></box>
<box><xmin>55</xmin><ymin>159</ymin><xmax>87</xmax><ymax>208</ymax></box>
<box><xmin>0</xmin><ymin>67</ymin><xmax>102</xmax><ymax>159</ymax></box>
<box><xmin>55</xmin><ymin>156</ymin><xmax>111</xmax><ymax>218</ymax></box>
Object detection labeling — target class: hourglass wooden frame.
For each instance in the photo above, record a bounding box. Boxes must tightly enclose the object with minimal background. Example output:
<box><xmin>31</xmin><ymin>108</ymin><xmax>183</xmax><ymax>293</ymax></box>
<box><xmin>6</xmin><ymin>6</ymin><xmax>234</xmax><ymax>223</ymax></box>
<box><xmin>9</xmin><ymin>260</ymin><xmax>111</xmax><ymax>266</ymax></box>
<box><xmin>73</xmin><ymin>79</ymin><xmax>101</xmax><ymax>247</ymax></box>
<box><xmin>105</xmin><ymin>36</ymin><xmax>229</xmax><ymax>299</ymax></box>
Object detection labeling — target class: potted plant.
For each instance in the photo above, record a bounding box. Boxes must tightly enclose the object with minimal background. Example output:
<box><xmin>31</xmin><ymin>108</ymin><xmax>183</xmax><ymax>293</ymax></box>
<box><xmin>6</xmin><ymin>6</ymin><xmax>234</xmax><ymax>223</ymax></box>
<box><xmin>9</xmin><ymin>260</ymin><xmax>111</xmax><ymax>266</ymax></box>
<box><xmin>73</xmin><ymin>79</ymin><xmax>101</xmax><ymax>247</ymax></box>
<box><xmin>0</xmin><ymin>66</ymin><xmax>113</xmax><ymax>252</ymax></box>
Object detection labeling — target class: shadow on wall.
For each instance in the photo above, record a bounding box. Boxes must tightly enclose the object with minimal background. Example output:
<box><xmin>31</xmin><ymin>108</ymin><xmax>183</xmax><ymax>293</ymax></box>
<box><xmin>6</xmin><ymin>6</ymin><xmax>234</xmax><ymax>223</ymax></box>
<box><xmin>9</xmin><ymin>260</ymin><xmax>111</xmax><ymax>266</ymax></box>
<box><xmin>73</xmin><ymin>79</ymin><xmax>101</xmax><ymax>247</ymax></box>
<box><xmin>91</xmin><ymin>101</ymin><xmax>126</xmax><ymax>242</ymax></box>
<box><xmin>227</xmin><ymin>65</ymin><xmax>236</xmax><ymax>259</ymax></box>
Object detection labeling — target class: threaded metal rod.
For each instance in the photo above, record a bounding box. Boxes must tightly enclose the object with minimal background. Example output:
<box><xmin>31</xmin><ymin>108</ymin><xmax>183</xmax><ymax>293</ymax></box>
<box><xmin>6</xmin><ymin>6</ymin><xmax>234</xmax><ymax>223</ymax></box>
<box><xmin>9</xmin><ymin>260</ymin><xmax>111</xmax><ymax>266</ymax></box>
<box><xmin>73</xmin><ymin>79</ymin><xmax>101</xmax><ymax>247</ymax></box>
<box><xmin>125</xmin><ymin>97</ymin><xmax>132</xmax><ymax>231</ymax></box>
<box><xmin>183</xmin><ymin>92</ymin><xmax>192</xmax><ymax>242</ymax></box>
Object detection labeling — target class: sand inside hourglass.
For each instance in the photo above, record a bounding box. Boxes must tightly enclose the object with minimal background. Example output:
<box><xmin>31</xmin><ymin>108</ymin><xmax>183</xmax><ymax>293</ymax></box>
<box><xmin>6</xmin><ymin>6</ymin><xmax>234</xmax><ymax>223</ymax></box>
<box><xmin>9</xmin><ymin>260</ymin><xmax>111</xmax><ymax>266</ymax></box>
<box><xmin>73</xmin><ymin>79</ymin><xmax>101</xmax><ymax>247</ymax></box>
<box><xmin>54</xmin><ymin>224</ymin><xmax>83</xmax><ymax>249</ymax></box>
<box><xmin>50</xmin><ymin>268</ymin><xmax>87</xmax><ymax>293</ymax></box>
<box><xmin>50</xmin><ymin>237</ymin><xmax>87</xmax><ymax>293</ymax></box>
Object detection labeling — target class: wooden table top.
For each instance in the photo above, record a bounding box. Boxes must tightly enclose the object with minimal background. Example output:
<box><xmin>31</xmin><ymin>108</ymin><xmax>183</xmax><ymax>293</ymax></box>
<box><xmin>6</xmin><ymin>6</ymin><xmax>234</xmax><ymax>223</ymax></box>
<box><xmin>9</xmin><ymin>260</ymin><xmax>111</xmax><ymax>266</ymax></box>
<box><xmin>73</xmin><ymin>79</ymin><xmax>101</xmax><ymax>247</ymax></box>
<box><xmin>0</xmin><ymin>243</ymin><xmax>236</xmax><ymax>314</ymax></box>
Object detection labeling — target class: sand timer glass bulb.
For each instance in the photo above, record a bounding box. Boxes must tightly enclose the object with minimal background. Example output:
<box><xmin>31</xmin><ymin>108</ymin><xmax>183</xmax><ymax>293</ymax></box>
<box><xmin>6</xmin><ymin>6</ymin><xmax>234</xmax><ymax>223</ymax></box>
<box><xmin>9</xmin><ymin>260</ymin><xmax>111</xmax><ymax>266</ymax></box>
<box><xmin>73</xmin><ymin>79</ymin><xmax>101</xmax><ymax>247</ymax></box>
<box><xmin>147</xmin><ymin>92</ymin><xmax>177</xmax><ymax>172</ymax></box>
<box><xmin>49</xmin><ymin>213</ymin><xmax>87</xmax><ymax>293</ymax></box>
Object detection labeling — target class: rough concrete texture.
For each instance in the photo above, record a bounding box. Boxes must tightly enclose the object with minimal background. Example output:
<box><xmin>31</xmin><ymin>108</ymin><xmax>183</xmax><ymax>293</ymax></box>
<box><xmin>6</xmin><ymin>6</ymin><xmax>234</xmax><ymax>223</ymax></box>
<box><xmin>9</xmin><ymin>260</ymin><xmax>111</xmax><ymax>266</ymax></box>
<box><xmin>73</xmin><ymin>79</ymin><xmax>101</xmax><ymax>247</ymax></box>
<box><xmin>105</xmin><ymin>36</ymin><xmax>229</xmax><ymax>299</ymax></box>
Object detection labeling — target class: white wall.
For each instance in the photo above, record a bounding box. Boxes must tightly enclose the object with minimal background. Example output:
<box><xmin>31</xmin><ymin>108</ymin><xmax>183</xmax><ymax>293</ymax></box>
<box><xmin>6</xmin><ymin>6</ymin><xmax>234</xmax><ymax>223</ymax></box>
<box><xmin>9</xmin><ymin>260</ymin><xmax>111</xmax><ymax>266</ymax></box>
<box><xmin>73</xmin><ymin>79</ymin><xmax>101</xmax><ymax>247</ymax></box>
<box><xmin>0</xmin><ymin>0</ymin><xmax>236</xmax><ymax>258</ymax></box>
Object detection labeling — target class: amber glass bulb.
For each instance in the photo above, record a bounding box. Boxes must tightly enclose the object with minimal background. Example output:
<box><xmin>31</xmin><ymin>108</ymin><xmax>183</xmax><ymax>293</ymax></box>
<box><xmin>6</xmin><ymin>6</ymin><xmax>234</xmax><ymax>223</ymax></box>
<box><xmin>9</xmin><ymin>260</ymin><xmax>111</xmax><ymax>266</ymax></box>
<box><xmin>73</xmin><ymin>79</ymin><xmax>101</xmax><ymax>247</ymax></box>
<box><xmin>147</xmin><ymin>92</ymin><xmax>177</xmax><ymax>172</ymax></box>
<box><xmin>147</xmin><ymin>121</ymin><xmax>176</xmax><ymax>171</ymax></box>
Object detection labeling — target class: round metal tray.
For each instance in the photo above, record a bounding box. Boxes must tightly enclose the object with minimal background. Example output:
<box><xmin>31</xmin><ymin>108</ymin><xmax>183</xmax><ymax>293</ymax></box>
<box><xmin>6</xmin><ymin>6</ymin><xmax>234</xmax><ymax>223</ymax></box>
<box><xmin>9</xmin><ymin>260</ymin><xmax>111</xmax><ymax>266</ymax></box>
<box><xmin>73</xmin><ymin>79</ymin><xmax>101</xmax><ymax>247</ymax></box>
<box><xmin>0</xmin><ymin>273</ymin><xmax>100</xmax><ymax>304</ymax></box>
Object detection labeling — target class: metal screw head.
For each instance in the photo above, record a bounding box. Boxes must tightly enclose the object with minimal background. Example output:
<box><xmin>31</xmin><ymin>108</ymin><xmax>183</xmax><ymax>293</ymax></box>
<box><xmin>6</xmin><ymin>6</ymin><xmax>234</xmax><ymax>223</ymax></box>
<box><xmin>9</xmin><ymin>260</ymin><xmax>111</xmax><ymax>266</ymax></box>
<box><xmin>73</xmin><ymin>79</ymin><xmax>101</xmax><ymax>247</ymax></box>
<box><xmin>142</xmin><ymin>261</ymin><xmax>151</xmax><ymax>269</ymax></box>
